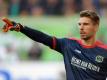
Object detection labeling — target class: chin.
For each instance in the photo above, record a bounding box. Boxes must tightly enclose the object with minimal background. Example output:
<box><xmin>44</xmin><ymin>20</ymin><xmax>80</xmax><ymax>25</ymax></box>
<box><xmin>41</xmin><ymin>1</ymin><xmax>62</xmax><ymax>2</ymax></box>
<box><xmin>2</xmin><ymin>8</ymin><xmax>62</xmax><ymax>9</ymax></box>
<box><xmin>81</xmin><ymin>36</ymin><xmax>91</xmax><ymax>40</ymax></box>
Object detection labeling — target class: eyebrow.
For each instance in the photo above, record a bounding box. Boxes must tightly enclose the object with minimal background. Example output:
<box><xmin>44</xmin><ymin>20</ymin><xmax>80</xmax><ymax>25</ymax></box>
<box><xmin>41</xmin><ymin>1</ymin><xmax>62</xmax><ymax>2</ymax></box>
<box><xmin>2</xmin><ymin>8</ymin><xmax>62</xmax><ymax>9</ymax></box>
<box><xmin>78</xmin><ymin>22</ymin><xmax>89</xmax><ymax>25</ymax></box>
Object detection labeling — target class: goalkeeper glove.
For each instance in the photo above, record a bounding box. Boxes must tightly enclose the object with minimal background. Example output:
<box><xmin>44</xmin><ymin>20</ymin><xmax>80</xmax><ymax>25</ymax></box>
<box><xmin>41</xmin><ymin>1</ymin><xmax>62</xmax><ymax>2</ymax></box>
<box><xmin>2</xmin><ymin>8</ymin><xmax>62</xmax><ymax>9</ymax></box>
<box><xmin>2</xmin><ymin>18</ymin><xmax>23</xmax><ymax>32</ymax></box>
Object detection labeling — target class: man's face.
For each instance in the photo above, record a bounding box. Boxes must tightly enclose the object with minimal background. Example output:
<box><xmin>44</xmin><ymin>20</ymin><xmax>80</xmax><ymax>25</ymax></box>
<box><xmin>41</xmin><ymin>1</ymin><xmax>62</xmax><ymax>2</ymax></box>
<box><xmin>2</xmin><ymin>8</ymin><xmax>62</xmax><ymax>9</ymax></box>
<box><xmin>78</xmin><ymin>17</ymin><xmax>98</xmax><ymax>40</ymax></box>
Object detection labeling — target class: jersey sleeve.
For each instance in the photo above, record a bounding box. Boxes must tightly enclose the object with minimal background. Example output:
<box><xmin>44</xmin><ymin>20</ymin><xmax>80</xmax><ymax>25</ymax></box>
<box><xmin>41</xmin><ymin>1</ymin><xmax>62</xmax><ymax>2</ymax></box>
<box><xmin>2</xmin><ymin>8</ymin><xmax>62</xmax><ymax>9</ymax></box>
<box><xmin>20</xmin><ymin>26</ymin><xmax>53</xmax><ymax>47</ymax></box>
<box><xmin>52</xmin><ymin>37</ymin><xmax>67</xmax><ymax>53</ymax></box>
<box><xmin>20</xmin><ymin>26</ymin><xmax>73</xmax><ymax>54</ymax></box>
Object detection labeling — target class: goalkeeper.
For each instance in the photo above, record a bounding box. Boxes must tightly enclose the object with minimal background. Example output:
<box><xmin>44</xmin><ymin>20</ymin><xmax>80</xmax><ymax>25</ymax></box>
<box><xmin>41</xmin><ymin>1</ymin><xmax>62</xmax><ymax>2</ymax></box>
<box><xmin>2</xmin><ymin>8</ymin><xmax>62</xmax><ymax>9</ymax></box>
<box><xmin>2</xmin><ymin>10</ymin><xmax>107</xmax><ymax>80</ymax></box>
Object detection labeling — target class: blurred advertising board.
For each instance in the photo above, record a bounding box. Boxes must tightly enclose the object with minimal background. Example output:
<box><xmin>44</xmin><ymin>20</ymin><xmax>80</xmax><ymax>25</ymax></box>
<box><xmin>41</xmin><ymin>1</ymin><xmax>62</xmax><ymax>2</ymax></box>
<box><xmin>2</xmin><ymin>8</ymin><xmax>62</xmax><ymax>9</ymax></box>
<box><xmin>0</xmin><ymin>62</ymin><xmax>65</xmax><ymax>80</ymax></box>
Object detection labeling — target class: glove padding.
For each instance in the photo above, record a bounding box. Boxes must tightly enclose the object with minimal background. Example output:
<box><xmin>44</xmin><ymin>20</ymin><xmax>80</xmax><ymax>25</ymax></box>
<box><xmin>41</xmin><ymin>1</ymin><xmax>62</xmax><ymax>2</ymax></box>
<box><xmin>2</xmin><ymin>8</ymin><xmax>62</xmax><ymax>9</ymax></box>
<box><xmin>2</xmin><ymin>18</ymin><xmax>23</xmax><ymax>32</ymax></box>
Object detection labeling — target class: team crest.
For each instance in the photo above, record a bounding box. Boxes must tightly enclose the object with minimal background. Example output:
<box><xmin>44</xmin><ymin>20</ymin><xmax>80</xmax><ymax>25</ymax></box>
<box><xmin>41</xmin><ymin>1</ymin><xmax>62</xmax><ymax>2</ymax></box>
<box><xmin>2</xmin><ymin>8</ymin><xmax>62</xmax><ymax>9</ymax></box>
<box><xmin>95</xmin><ymin>55</ymin><xmax>104</xmax><ymax>63</ymax></box>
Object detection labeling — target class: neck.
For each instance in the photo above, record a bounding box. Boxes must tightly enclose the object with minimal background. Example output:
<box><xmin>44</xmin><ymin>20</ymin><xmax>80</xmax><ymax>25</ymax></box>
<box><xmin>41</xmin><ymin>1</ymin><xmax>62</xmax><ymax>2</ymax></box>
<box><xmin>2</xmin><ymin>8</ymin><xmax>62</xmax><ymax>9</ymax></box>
<box><xmin>81</xmin><ymin>36</ymin><xmax>96</xmax><ymax>46</ymax></box>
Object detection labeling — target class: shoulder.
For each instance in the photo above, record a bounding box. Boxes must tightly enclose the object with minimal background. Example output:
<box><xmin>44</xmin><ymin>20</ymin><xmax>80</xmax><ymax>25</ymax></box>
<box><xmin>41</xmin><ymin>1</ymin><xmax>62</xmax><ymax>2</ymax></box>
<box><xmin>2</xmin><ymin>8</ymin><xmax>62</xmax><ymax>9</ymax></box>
<box><xmin>68</xmin><ymin>38</ymin><xmax>107</xmax><ymax>49</ymax></box>
<box><xmin>68</xmin><ymin>37</ymin><xmax>81</xmax><ymax>43</ymax></box>
<box><xmin>57</xmin><ymin>37</ymin><xmax>80</xmax><ymax>44</ymax></box>
<box><xmin>68</xmin><ymin>37</ymin><xmax>80</xmax><ymax>41</ymax></box>
<box><xmin>96</xmin><ymin>41</ymin><xmax>107</xmax><ymax>50</ymax></box>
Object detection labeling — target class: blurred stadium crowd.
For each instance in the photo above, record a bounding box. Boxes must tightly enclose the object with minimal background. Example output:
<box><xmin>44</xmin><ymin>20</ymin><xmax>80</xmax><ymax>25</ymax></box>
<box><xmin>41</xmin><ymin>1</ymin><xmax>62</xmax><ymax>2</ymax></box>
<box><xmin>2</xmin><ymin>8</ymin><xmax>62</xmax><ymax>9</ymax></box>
<box><xmin>0</xmin><ymin>0</ymin><xmax>107</xmax><ymax>17</ymax></box>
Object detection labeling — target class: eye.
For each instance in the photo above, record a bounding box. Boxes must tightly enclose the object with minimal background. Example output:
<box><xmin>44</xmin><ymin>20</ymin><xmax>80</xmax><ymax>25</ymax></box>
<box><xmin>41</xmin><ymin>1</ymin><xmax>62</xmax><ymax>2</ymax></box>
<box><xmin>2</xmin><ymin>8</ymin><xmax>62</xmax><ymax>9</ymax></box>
<box><xmin>78</xmin><ymin>23</ymin><xmax>81</xmax><ymax>26</ymax></box>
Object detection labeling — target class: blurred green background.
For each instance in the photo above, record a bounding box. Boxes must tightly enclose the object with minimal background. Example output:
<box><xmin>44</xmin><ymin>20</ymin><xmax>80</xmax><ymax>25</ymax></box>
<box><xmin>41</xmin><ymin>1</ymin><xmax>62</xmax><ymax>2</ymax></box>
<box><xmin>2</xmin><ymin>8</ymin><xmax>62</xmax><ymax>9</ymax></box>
<box><xmin>1</xmin><ymin>15</ymin><xmax>107</xmax><ymax>61</ymax></box>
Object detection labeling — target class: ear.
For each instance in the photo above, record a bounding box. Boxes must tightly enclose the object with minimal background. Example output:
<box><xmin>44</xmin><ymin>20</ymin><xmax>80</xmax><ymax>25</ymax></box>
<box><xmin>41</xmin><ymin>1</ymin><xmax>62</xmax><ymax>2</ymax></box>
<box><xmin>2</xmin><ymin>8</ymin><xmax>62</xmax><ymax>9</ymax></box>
<box><xmin>95</xmin><ymin>24</ymin><xmax>99</xmax><ymax>32</ymax></box>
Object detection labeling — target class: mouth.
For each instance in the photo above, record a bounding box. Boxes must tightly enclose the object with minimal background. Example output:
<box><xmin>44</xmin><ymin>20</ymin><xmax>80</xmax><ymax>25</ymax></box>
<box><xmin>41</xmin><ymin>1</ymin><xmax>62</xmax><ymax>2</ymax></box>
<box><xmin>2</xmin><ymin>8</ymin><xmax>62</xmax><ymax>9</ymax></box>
<box><xmin>80</xmin><ymin>31</ymin><xmax>86</xmax><ymax>35</ymax></box>
<box><xmin>80</xmin><ymin>33</ymin><xmax>86</xmax><ymax>35</ymax></box>
<box><xmin>80</xmin><ymin>31</ymin><xmax>87</xmax><ymax>37</ymax></box>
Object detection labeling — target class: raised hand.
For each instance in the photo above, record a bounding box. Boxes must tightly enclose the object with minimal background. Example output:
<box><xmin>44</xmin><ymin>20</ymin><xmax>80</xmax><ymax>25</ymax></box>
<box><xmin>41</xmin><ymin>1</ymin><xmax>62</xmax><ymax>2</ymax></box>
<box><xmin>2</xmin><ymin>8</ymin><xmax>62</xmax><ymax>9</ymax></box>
<box><xmin>2</xmin><ymin>18</ymin><xmax>23</xmax><ymax>32</ymax></box>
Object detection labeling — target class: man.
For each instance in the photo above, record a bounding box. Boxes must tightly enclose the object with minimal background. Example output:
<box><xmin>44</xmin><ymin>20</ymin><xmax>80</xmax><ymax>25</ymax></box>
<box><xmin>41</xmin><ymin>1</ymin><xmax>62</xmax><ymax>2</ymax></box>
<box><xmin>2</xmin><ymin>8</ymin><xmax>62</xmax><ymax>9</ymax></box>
<box><xmin>2</xmin><ymin>10</ymin><xmax>107</xmax><ymax>80</ymax></box>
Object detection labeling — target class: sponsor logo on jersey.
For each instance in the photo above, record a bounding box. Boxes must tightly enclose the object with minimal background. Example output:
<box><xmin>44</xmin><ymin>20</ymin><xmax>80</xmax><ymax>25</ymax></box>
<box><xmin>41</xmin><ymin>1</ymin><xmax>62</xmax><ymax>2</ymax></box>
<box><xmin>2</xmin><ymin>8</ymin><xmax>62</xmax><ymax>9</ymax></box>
<box><xmin>71</xmin><ymin>56</ymin><xmax>100</xmax><ymax>72</ymax></box>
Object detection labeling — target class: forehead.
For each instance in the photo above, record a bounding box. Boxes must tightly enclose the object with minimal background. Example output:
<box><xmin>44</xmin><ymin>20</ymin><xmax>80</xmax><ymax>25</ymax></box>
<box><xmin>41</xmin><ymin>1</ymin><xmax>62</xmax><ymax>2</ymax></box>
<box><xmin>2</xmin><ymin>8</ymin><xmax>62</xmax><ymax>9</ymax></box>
<box><xmin>78</xmin><ymin>17</ymin><xmax>92</xmax><ymax>23</ymax></box>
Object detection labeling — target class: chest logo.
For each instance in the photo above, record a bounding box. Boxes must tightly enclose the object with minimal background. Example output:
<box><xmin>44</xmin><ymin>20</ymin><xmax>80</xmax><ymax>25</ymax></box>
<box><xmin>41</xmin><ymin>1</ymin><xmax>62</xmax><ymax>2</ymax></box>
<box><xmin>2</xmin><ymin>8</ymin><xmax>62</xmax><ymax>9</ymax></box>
<box><xmin>95</xmin><ymin>55</ymin><xmax>104</xmax><ymax>63</ymax></box>
<box><xmin>74</xmin><ymin>49</ymin><xmax>81</xmax><ymax>54</ymax></box>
